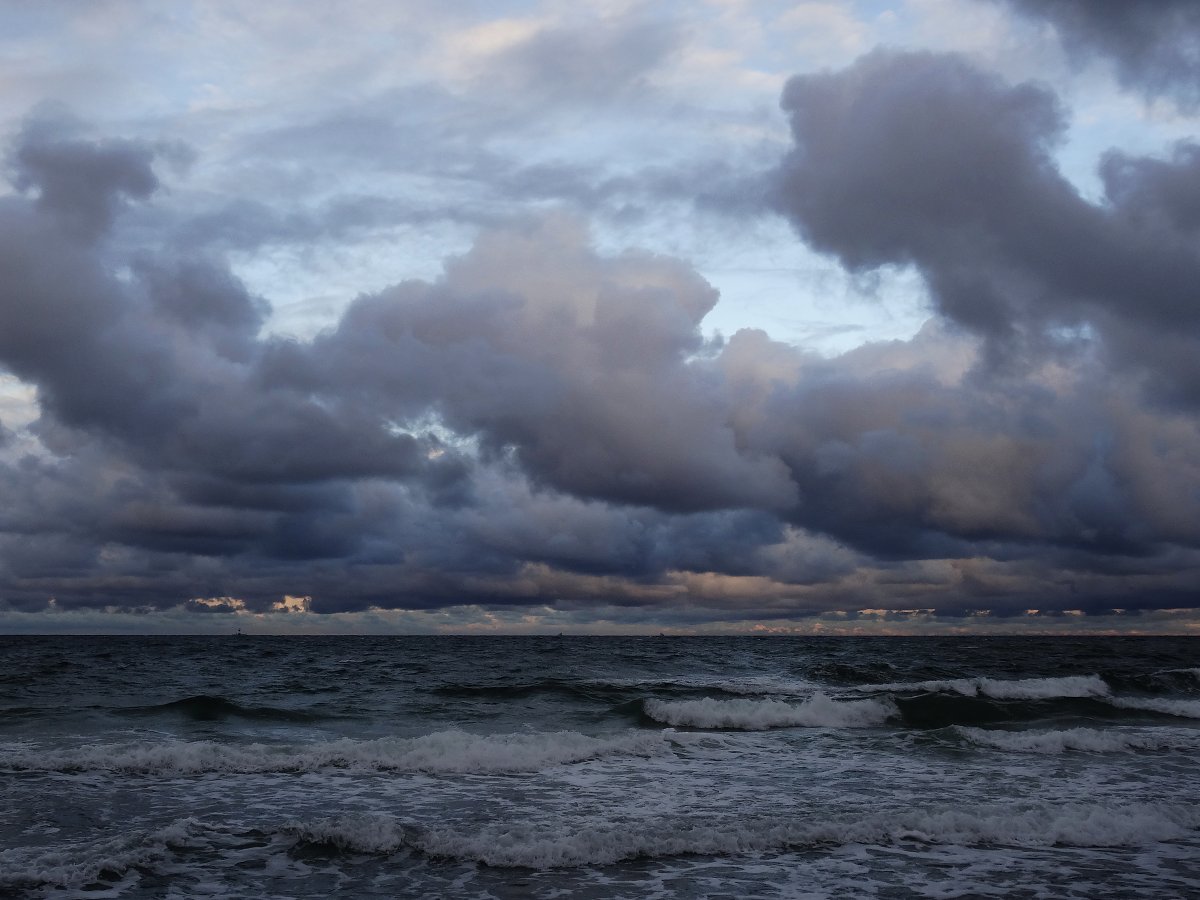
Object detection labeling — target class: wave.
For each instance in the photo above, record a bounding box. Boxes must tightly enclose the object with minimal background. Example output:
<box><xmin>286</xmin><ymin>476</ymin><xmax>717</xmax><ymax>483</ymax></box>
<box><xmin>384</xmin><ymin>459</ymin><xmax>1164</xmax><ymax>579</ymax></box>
<box><xmin>805</xmin><ymin>660</ymin><xmax>900</xmax><ymax>685</ymax></box>
<box><xmin>1104</xmin><ymin>668</ymin><xmax>1200</xmax><ymax>696</ymax></box>
<box><xmin>894</xmin><ymin>693</ymin><xmax>1086</xmax><ymax>729</ymax></box>
<box><xmin>434</xmin><ymin>674</ymin><xmax>818</xmax><ymax>704</ymax></box>
<box><xmin>120</xmin><ymin>694</ymin><xmax>325</xmax><ymax>723</ymax></box>
<box><xmin>853</xmin><ymin>674</ymin><xmax>1112</xmax><ymax>701</ymax></box>
<box><xmin>593</xmin><ymin>674</ymin><xmax>818</xmax><ymax>697</ymax></box>
<box><xmin>289</xmin><ymin>801</ymin><xmax>1200</xmax><ymax>867</ymax></box>
<box><xmin>6</xmin><ymin>801</ymin><xmax>1198</xmax><ymax>889</ymax></box>
<box><xmin>1109</xmin><ymin>697</ymin><xmax>1200</xmax><ymax>719</ymax></box>
<box><xmin>430</xmin><ymin>679</ymin><xmax>620</xmax><ymax>703</ymax></box>
<box><xmin>955</xmin><ymin>725</ymin><xmax>1200</xmax><ymax>754</ymax></box>
<box><xmin>0</xmin><ymin>817</ymin><xmax>204</xmax><ymax>892</ymax></box>
<box><xmin>846</xmin><ymin>675</ymin><xmax>1200</xmax><ymax>729</ymax></box>
<box><xmin>642</xmin><ymin>694</ymin><xmax>896</xmax><ymax>729</ymax></box>
<box><xmin>0</xmin><ymin>729</ymin><xmax>671</xmax><ymax>776</ymax></box>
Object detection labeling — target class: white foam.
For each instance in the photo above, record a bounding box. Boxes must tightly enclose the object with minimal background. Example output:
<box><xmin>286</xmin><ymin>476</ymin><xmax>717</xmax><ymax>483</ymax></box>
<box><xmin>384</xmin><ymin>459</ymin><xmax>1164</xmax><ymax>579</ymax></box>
<box><xmin>0</xmin><ymin>729</ymin><xmax>670</xmax><ymax>776</ymax></box>
<box><xmin>1109</xmin><ymin>696</ymin><xmax>1200</xmax><ymax>719</ymax></box>
<box><xmin>853</xmin><ymin>675</ymin><xmax>1111</xmax><ymax>700</ymax></box>
<box><xmin>0</xmin><ymin>817</ymin><xmax>207</xmax><ymax>891</ymax></box>
<box><xmin>284</xmin><ymin>801</ymin><xmax>1200</xmax><ymax>868</ymax></box>
<box><xmin>642</xmin><ymin>693</ymin><xmax>896</xmax><ymax>730</ymax></box>
<box><xmin>8</xmin><ymin>800</ymin><xmax>1198</xmax><ymax>888</ymax></box>
<box><xmin>956</xmin><ymin>726</ymin><xmax>1200</xmax><ymax>754</ymax></box>
<box><xmin>978</xmin><ymin>675</ymin><xmax>1111</xmax><ymax>700</ymax></box>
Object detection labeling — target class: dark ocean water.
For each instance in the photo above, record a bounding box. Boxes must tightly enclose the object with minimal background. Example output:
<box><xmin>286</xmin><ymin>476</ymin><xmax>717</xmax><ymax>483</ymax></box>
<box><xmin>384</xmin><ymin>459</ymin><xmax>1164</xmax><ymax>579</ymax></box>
<box><xmin>1</xmin><ymin>635</ymin><xmax>1199</xmax><ymax>898</ymax></box>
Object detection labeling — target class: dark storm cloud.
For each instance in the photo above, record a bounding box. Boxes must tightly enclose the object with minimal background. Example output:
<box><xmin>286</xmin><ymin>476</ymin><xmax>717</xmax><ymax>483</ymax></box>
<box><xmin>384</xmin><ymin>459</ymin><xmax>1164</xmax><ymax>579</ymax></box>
<box><xmin>0</xmin><ymin>123</ymin><xmax>459</xmax><ymax>487</ymax></box>
<box><xmin>718</xmin><ymin>323</ymin><xmax>1200</xmax><ymax>565</ymax></box>
<box><xmin>7</xmin><ymin>106</ymin><xmax>193</xmax><ymax>243</ymax></box>
<box><xmin>275</xmin><ymin>215</ymin><xmax>796</xmax><ymax>514</ymax></box>
<box><xmin>2</xmin><ymin>94</ymin><xmax>1200</xmax><ymax>622</ymax></box>
<box><xmin>1101</xmin><ymin>142</ymin><xmax>1200</xmax><ymax>235</ymax></box>
<box><xmin>8</xmin><ymin>110</ymin><xmax>159</xmax><ymax>242</ymax></box>
<box><xmin>0</xmin><ymin>119</ymin><xmax>465</xmax><ymax>573</ymax></box>
<box><xmin>771</xmin><ymin>49</ymin><xmax>1200</xmax><ymax>404</ymax></box>
<box><xmin>994</xmin><ymin>0</ymin><xmax>1200</xmax><ymax>106</ymax></box>
<box><xmin>0</xmin><ymin>113</ymin><xmax>796</xmax><ymax>615</ymax></box>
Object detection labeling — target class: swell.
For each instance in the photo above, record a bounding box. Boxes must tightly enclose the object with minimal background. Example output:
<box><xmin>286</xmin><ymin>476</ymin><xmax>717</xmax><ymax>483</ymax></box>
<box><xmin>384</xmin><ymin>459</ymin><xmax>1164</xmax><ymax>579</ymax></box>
<box><xmin>889</xmin><ymin>693</ymin><xmax>1138</xmax><ymax>729</ymax></box>
<box><xmin>0</xmin><ymin>695</ymin><xmax>327</xmax><ymax>728</ymax></box>
<box><xmin>7</xmin><ymin>800</ymin><xmax>1198</xmax><ymax>889</ymax></box>
<box><xmin>840</xmin><ymin>674</ymin><xmax>1200</xmax><ymax>730</ymax></box>
<box><xmin>431</xmin><ymin>679</ymin><xmax>629</xmax><ymax>705</ymax></box>
<box><xmin>432</xmin><ymin>674</ymin><xmax>816</xmax><ymax>705</ymax></box>
<box><xmin>0</xmin><ymin>728</ymin><xmax>672</xmax><ymax>776</ymax></box>
<box><xmin>1102</xmin><ymin>668</ymin><xmax>1200</xmax><ymax>696</ymax></box>
<box><xmin>1108</xmin><ymin>696</ymin><xmax>1200</xmax><ymax>719</ymax></box>
<box><xmin>642</xmin><ymin>694</ymin><xmax>896</xmax><ymax>730</ymax></box>
<box><xmin>119</xmin><ymin>694</ymin><xmax>325</xmax><ymax>723</ymax></box>
<box><xmin>298</xmin><ymin>801</ymin><xmax>1200</xmax><ymax>866</ymax></box>
<box><xmin>637</xmin><ymin>676</ymin><xmax>1200</xmax><ymax>731</ymax></box>
<box><xmin>848</xmin><ymin>674</ymin><xmax>1113</xmax><ymax>701</ymax></box>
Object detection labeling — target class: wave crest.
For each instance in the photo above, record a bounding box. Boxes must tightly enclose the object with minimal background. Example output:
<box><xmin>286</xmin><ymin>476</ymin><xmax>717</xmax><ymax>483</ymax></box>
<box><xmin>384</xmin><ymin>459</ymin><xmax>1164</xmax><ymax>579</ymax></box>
<box><xmin>855</xmin><ymin>675</ymin><xmax>1111</xmax><ymax>700</ymax></box>
<box><xmin>643</xmin><ymin>694</ymin><xmax>896</xmax><ymax>729</ymax></box>
<box><xmin>956</xmin><ymin>726</ymin><xmax>1200</xmax><ymax>754</ymax></box>
<box><xmin>287</xmin><ymin>801</ymin><xmax>1200</xmax><ymax>867</ymax></box>
<box><xmin>1109</xmin><ymin>696</ymin><xmax>1200</xmax><ymax>719</ymax></box>
<box><xmin>6</xmin><ymin>801</ymin><xmax>1197</xmax><ymax>889</ymax></box>
<box><xmin>0</xmin><ymin>729</ymin><xmax>670</xmax><ymax>776</ymax></box>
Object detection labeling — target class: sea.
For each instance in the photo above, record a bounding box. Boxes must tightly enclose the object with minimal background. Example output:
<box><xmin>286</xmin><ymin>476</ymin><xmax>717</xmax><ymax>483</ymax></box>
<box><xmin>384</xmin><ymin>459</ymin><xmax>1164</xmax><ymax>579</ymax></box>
<box><xmin>1</xmin><ymin>635</ymin><xmax>1198</xmax><ymax>899</ymax></box>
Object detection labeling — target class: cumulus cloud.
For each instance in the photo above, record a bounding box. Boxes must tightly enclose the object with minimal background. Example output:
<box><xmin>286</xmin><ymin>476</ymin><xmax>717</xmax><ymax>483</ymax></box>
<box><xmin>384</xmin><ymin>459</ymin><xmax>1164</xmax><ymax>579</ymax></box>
<box><xmin>283</xmin><ymin>213</ymin><xmax>797</xmax><ymax>513</ymax></box>
<box><xmin>1</xmin><ymin>88</ymin><xmax>1199</xmax><ymax>625</ymax></box>
<box><xmin>771</xmin><ymin>48</ymin><xmax>1200</xmax><ymax>405</ymax></box>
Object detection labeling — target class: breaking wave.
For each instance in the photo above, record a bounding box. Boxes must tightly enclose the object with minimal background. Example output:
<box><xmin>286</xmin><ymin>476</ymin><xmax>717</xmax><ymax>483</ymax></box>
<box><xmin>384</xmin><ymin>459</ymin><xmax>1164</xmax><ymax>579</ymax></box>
<box><xmin>0</xmin><ymin>729</ymin><xmax>671</xmax><ymax>776</ymax></box>
<box><xmin>13</xmin><ymin>800</ymin><xmax>1192</xmax><ymax>890</ymax></box>
<box><xmin>1109</xmin><ymin>697</ymin><xmax>1200</xmax><ymax>719</ymax></box>
<box><xmin>642</xmin><ymin>694</ymin><xmax>896</xmax><ymax>729</ymax></box>
<box><xmin>0</xmin><ymin>817</ymin><xmax>207</xmax><ymax>892</ymax></box>
<box><xmin>854</xmin><ymin>674</ymin><xmax>1112</xmax><ymax>700</ymax></box>
<box><xmin>286</xmin><ymin>800</ymin><xmax>1200</xmax><ymax>865</ymax></box>
<box><xmin>955</xmin><ymin>725</ymin><xmax>1200</xmax><ymax>754</ymax></box>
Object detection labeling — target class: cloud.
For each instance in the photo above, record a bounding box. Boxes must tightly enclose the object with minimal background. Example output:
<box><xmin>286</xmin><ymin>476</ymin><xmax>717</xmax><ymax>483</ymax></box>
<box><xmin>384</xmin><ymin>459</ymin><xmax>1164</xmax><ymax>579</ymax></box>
<box><xmin>770</xmin><ymin>48</ymin><xmax>1200</xmax><ymax>405</ymax></box>
<box><xmin>0</xmin><ymin>116</ymin><xmax>797</xmax><ymax>615</ymax></box>
<box><xmin>1</xmin><ymin>98</ymin><xmax>1199</xmax><ymax>625</ymax></box>
<box><xmin>474</xmin><ymin>15</ymin><xmax>683</xmax><ymax>106</ymax></box>
<box><xmin>992</xmin><ymin>0</ymin><xmax>1200</xmax><ymax>107</ymax></box>
<box><xmin>7</xmin><ymin>105</ymin><xmax>191</xmax><ymax>242</ymax></box>
<box><xmin>283</xmin><ymin>213</ymin><xmax>797</xmax><ymax>513</ymax></box>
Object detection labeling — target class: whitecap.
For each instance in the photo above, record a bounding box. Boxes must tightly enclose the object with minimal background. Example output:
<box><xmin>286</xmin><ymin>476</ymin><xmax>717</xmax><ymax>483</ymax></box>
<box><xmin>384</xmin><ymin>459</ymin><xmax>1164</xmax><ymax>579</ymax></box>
<box><xmin>956</xmin><ymin>725</ymin><xmax>1200</xmax><ymax>754</ymax></box>
<box><xmin>0</xmin><ymin>729</ymin><xmax>671</xmax><ymax>776</ymax></box>
<box><xmin>285</xmin><ymin>800</ymin><xmax>1200</xmax><ymax>868</ymax></box>
<box><xmin>852</xmin><ymin>674</ymin><xmax>1111</xmax><ymax>700</ymax></box>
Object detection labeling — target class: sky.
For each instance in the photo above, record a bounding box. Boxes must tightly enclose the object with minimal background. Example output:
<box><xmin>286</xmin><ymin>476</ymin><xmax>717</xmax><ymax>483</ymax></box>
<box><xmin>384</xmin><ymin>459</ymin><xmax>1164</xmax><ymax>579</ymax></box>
<box><xmin>1</xmin><ymin>0</ymin><xmax>1199</xmax><ymax>635</ymax></box>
